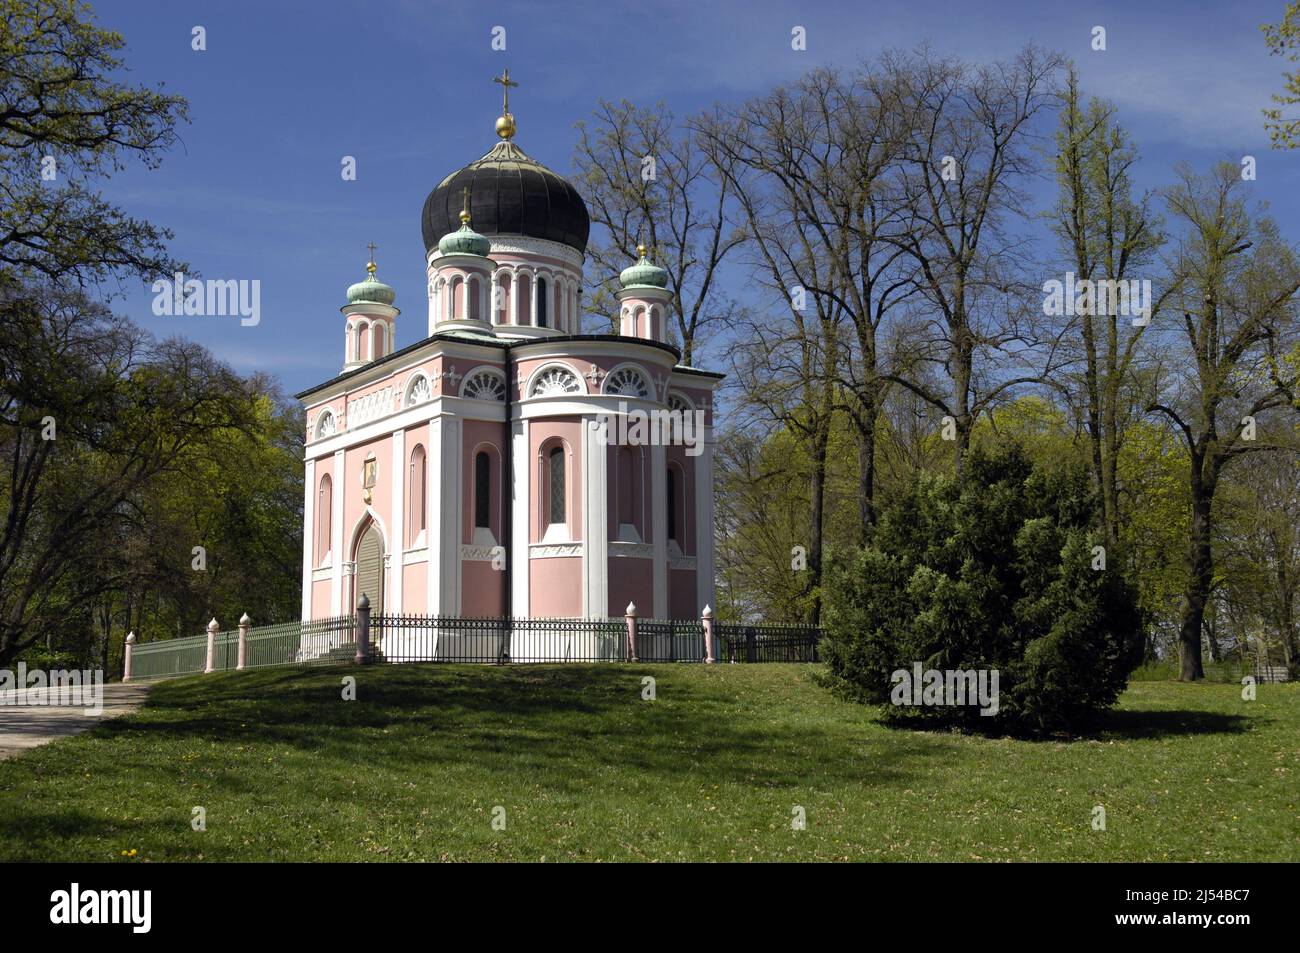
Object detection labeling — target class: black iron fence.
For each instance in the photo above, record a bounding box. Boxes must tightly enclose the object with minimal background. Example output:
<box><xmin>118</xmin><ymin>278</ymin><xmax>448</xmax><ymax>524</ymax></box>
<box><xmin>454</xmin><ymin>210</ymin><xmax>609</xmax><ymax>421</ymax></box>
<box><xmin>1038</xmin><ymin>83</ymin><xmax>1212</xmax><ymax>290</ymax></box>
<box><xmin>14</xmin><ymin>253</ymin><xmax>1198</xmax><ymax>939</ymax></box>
<box><xmin>372</xmin><ymin>615</ymin><xmax>630</xmax><ymax>663</ymax></box>
<box><xmin>715</xmin><ymin>622</ymin><xmax>821</xmax><ymax>663</ymax></box>
<box><xmin>127</xmin><ymin>612</ymin><xmax>823</xmax><ymax>678</ymax></box>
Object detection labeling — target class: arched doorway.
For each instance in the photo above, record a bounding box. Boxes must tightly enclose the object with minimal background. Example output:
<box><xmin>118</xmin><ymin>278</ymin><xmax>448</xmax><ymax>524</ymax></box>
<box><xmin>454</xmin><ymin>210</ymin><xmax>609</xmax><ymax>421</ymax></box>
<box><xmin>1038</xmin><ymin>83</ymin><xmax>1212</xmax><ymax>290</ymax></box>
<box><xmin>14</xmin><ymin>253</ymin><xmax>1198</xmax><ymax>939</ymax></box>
<box><xmin>354</xmin><ymin>521</ymin><xmax>384</xmax><ymax>614</ymax></box>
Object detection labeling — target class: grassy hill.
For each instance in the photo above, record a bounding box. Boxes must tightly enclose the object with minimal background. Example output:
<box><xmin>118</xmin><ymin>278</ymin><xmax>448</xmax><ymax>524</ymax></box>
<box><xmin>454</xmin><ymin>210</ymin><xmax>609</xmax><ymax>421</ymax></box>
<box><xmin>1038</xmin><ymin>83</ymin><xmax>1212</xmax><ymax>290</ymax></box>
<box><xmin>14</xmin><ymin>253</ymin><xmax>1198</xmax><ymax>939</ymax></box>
<box><xmin>0</xmin><ymin>664</ymin><xmax>1295</xmax><ymax>862</ymax></box>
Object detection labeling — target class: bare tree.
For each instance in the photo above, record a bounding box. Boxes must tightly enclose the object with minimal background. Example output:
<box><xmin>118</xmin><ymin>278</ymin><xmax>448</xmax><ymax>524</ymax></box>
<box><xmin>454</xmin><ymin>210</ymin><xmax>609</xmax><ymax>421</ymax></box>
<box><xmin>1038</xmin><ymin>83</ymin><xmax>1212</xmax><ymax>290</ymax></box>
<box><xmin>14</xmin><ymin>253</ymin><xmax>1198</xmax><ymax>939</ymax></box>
<box><xmin>572</xmin><ymin>100</ymin><xmax>744</xmax><ymax>365</ymax></box>
<box><xmin>1049</xmin><ymin>65</ymin><xmax>1167</xmax><ymax>545</ymax></box>
<box><xmin>1149</xmin><ymin>162</ymin><xmax>1300</xmax><ymax>680</ymax></box>
<box><xmin>883</xmin><ymin>46</ymin><xmax>1066</xmax><ymax>474</ymax></box>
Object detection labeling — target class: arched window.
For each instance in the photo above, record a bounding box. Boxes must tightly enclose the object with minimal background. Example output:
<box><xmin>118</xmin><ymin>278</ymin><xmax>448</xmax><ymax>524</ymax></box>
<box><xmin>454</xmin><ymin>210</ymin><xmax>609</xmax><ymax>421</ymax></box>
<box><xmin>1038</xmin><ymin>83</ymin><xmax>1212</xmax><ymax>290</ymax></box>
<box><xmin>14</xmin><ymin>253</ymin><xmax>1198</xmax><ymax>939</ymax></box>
<box><xmin>518</xmin><ymin>274</ymin><xmax>532</xmax><ymax>325</ymax></box>
<box><xmin>618</xmin><ymin>448</ymin><xmax>636</xmax><ymax>526</ymax></box>
<box><xmin>316</xmin><ymin>474</ymin><xmax>333</xmax><ymax>564</ymax></box>
<box><xmin>468</xmin><ymin>277</ymin><xmax>481</xmax><ymax>321</ymax></box>
<box><xmin>450</xmin><ymin>276</ymin><xmax>464</xmax><ymax>320</ymax></box>
<box><xmin>666</xmin><ymin>468</ymin><xmax>677</xmax><ymax>542</ymax></box>
<box><xmin>475</xmin><ymin>451</ymin><xmax>491</xmax><ymax>529</ymax></box>
<box><xmin>547</xmin><ymin>446</ymin><xmax>565</xmax><ymax>528</ymax></box>
<box><xmin>537</xmin><ymin>276</ymin><xmax>548</xmax><ymax>328</ymax></box>
<box><xmin>497</xmin><ymin>274</ymin><xmax>511</xmax><ymax>324</ymax></box>
<box><xmin>408</xmin><ymin>445</ymin><xmax>426</xmax><ymax>545</ymax></box>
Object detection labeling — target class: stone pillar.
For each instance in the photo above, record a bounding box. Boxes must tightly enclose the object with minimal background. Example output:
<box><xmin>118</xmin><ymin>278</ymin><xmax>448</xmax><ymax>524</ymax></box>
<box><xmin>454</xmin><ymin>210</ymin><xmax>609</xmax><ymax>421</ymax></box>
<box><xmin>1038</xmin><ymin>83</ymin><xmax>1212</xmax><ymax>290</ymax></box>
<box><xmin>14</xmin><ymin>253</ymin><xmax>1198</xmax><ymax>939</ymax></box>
<box><xmin>123</xmin><ymin>631</ymin><xmax>135</xmax><ymax>682</ymax></box>
<box><xmin>625</xmin><ymin>601</ymin><xmax>638</xmax><ymax>662</ymax></box>
<box><xmin>237</xmin><ymin>613</ymin><xmax>251</xmax><ymax>671</ymax></box>
<box><xmin>355</xmin><ymin>593</ymin><xmax>371</xmax><ymax>665</ymax></box>
<box><xmin>204</xmin><ymin>618</ymin><xmax>219</xmax><ymax>673</ymax></box>
<box><xmin>701</xmin><ymin>604</ymin><xmax>715</xmax><ymax>664</ymax></box>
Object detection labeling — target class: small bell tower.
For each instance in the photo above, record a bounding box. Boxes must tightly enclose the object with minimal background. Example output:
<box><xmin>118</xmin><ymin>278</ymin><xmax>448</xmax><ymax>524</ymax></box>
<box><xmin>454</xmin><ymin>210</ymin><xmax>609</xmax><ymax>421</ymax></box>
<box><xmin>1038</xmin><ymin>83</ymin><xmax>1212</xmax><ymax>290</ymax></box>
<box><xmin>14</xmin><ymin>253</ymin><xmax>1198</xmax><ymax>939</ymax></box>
<box><xmin>616</xmin><ymin>244</ymin><xmax>671</xmax><ymax>343</ymax></box>
<box><xmin>342</xmin><ymin>244</ymin><xmax>398</xmax><ymax>372</ymax></box>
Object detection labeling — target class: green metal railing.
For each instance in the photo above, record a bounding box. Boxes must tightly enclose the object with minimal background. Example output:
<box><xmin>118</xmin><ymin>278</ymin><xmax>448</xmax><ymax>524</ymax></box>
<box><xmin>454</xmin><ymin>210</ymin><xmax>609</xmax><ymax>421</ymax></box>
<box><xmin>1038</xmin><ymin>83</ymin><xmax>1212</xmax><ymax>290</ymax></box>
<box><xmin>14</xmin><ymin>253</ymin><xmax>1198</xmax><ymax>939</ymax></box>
<box><xmin>127</xmin><ymin>615</ymin><xmax>356</xmax><ymax>680</ymax></box>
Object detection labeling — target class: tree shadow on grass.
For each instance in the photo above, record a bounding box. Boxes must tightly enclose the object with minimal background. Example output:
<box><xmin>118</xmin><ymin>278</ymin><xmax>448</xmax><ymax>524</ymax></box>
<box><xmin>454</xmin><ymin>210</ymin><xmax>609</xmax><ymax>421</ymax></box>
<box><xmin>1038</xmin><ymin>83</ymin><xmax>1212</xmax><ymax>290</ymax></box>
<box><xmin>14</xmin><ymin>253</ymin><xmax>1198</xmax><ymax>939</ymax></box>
<box><xmin>871</xmin><ymin>705</ymin><xmax>1258</xmax><ymax>742</ymax></box>
<box><xmin>79</xmin><ymin>664</ymin><xmax>955</xmax><ymax>797</ymax></box>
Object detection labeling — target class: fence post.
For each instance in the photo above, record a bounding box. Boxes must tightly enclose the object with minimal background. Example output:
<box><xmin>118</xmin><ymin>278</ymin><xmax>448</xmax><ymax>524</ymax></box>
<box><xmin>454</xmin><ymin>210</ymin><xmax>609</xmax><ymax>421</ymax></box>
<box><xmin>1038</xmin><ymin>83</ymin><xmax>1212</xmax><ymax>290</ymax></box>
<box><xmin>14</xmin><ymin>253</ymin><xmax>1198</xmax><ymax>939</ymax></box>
<box><xmin>355</xmin><ymin>594</ymin><xmax>370</xmax><ymax>664</ymax></box>
<box><xmin>205</xmin><ymin>618</ymin><xmax>219</xmax><ymax>673</ymax></box>
<box><xmin>701</xmin><ymin>605</ymin><xmax>715</xmax><ymax>664</ymax></box>
<box><xmin>625</xmin><ymin>602</ymin><xmax>638</xmax><ymax>662</ymax></box>
<box><xmin>237</xmin><ymin>613</ymin><xmax>251</xmax><ymax>670</ymax></box>
<box><xmin>123</xmin><ymin>631</ymin><xmax>135</xmax><ymax>681</ymax></box>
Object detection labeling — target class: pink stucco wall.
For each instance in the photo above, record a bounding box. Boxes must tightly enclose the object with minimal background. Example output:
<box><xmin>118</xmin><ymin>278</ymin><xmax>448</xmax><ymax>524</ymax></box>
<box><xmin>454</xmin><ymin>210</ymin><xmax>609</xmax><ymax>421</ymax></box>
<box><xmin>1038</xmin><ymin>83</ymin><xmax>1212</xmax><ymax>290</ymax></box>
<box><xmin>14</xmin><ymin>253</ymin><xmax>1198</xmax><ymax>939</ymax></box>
<box><xmin>530</xmin><ymin>555</ymin><xmax>582</xmax><ymax>616</ymax></box>
<box><xmin>608</xmin><ymin>561</ymin><xmax>653</xmax><ymax>619</ymax></box>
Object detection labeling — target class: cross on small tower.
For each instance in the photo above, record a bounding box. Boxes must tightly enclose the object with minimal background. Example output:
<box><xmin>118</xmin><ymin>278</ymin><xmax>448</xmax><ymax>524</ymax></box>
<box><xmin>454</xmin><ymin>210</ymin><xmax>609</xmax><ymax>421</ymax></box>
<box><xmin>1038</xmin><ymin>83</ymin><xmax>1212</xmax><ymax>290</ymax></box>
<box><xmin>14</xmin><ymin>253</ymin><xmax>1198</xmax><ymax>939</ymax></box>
<box><xmin>493</xmin><ymin>68</ymin><xmax>519</xmax><ymax>112</ymax></box>
<box><xmin>366</xmin><ymin>241</ymin><xmax>378</xmax><ymax>264</ymax></box>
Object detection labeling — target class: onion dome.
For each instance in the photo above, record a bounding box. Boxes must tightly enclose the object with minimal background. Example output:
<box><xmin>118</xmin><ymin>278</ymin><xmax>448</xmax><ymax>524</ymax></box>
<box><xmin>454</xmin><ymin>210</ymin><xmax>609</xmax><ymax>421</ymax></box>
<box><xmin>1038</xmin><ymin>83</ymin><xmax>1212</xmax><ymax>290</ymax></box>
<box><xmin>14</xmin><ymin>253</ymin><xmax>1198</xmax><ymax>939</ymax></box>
<box><xmin>620</xmin><ymin>244</ymin><xmax>669</xmax><ymax>289</ymax></box>
<box><xmin>437</xmin><ymin>192</ymin><xmax>492</xmax><ymax>257</ymax></box>
<box><xmin>346</xmin><ymin>260</ymin><xmax>396</xmax><ymax>306</ymax></box>
<box><xmin>421</xmin><ymin>71</ymin><xmax>589</xmax><ymax>254</ymax></box>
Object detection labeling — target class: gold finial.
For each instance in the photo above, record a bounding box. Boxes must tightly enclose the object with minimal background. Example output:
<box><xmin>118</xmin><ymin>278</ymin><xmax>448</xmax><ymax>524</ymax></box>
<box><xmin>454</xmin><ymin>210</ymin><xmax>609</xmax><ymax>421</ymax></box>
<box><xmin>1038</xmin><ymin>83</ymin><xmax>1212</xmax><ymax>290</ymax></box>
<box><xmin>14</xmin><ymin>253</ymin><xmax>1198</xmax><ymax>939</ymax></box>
<box><xmin>636</xmin><ymin>243</ymin><xmax>647</xmax><ymax>259</ymax></box>
<box><xmin>493</xmin><ymin>68</ymin><xmax>519</xmax><ymax>140</ymax></box>
<box><xmin>460</xmin><ymin>187</ymin><xmax>472</xmax><ymax>225</ymax></box>
<box><xmin>366</xmin><ymin>241</ymin><xmax>378</xmax><ymax>275</ymax></box>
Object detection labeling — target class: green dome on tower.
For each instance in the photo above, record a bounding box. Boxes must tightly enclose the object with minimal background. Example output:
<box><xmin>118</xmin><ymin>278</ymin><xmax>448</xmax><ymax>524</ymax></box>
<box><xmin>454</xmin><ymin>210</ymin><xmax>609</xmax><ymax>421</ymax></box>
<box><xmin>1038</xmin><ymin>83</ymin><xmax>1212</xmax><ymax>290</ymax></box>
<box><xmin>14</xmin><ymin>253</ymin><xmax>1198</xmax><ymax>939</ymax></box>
<box><xmin>437</xmin><ymin>220</ymin><xmax>492</xmax><ymax>258</ymax></box>
<box><xmin>437</xmin><ymin>189</ymin><xmax>492</xmax><ymax>258</ymax></box>
<box><xmin>619</xmin><ymin>244</ymin><xmax>669</xmax><ymax>290</ymax></box>
<box><xmin>347</xmin><ymin>260</ymin><xmax>396</xmax><ymax>306</ymax></box>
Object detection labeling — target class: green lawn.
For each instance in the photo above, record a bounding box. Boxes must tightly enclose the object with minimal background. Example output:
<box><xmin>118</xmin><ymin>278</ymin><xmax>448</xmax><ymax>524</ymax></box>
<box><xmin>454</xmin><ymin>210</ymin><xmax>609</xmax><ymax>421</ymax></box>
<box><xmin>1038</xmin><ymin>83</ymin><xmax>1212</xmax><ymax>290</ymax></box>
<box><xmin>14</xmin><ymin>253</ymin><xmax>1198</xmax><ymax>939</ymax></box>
<box><xmin>0</xmin><ymin>664</ymin><xmax>1295</xmax><ymax>861</ymax></box>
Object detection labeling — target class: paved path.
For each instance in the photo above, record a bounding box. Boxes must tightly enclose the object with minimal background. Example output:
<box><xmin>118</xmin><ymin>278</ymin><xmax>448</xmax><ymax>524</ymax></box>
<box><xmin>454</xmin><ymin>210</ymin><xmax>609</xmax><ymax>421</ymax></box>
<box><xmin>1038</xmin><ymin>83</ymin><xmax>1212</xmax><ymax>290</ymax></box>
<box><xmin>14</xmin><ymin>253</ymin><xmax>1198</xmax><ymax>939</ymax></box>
<box><xmin>0</xmin><ymin>682</ymin><xmax>152</xmax><ymax>760</ymax></box>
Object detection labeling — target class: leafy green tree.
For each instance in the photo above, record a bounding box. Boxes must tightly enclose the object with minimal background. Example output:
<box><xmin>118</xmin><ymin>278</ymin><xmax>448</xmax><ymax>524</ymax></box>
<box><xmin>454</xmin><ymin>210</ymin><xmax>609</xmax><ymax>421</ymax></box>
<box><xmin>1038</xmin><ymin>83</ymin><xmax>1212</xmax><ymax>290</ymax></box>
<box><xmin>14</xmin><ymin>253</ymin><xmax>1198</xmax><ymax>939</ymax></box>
<box><xmin>1263</xmin><ymin>2</ymin><xmax>1300</xmax><ymax>148</ymax></box>
<box><xmin>0</xmin><ymin>0</ymin><xmax>188</xmax><ymax>283</ymax></box>
<box><xmin>0</xmin><ymin>279</ymin><xmax>258</xmax><ymax>667</ymax></box>
<box><xmin>1149</xmin><ymin>163</ymin><xmax>1300</xmax><ymax>680</ymax></box>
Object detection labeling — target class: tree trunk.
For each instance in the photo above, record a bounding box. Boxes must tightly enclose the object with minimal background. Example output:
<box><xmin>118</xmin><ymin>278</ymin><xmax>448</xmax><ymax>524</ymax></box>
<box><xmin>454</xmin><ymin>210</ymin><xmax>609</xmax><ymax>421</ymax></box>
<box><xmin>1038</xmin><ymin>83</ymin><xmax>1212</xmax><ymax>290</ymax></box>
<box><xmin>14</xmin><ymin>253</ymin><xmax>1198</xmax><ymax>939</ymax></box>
<box><xmin>1177</xmin><ymin>475</ymin><xmax>1214</xmax><ymax>681</ymax></box>
<box><xmin>807</xmin><ymin>429</ymin><xmax>828</xmax><ymax>627</ymax></box>
<box><xmin>853</xmin><ymin>402</ymin><xmax>878</xmax><ymax>545</ymax></box>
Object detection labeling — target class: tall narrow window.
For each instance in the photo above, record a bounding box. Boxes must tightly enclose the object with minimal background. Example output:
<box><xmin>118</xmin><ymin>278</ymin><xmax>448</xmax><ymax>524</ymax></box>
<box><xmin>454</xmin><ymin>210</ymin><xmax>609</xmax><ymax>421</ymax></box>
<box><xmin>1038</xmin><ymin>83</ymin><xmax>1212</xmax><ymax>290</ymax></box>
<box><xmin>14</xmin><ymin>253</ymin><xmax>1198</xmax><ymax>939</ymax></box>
<box><xmin>498</xmin><ymin>274</ymin><xmax>511</xmax><ymax>324</ymax></box>
<box><xmin>468</xmin><ymin>278</ymin><xmax>480</xmax><ymax>321</ymax></box>
<box><xmin>450</xmin><ymin>276</ymin><xmax>464</xmax><ymax>319</ymax></box>
<box><xmin>519</xmin><ymin>274</ymin><xmax>532</xmax><ymax>325</ymax></box>
<box><xmin>408</xmin><ymin>445</ymin><xmax>426</xmax><ymax>545</ymax></box>
<box><xmin>618</xmin><ymin>448</ymin><xmax>635</xmax><ymax>526</ymax></box>
<box><xmin>667</xmin><ymin>468</ymin><xmax>677</xmax><ymax>542</ymax></box>
<box><xmin>475</xmin><ymin>451</ymin><xmax>491</xmax><ymax>529</ymax></box>
<box><xmin>548</xmin><ymin>446</ymin><xmax>565</xmax><ymax>527</ymax></box>
<box><xmin>316</xmin><ymin>474</ymin><xmax>332</xmax><ymax>563</ymax></box>
<box><xmin>537</xmin><ymin>277</ymin><xmax>548</xmax><ymax>327</ymax></box>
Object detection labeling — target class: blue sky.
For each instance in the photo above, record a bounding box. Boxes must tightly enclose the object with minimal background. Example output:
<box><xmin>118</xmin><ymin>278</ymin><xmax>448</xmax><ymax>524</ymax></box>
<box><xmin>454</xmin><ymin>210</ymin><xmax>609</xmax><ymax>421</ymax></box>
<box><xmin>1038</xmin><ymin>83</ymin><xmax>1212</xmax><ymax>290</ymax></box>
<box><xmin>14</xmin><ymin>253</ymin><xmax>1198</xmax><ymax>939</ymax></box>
<box><xmin>89</xmin><ymin>0</ymin><xmax>1300</xmax><ymax>394</ymax></box>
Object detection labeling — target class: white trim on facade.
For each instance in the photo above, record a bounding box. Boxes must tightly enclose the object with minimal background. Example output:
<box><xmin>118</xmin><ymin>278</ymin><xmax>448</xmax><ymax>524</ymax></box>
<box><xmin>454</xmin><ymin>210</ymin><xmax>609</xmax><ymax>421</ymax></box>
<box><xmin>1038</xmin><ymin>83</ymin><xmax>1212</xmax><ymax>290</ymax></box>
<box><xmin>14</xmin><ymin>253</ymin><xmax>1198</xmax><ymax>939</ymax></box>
<box><xmin>511</xmin><ymin>417</ymin><xmax>530</xmax><ymax>616</ymax></box>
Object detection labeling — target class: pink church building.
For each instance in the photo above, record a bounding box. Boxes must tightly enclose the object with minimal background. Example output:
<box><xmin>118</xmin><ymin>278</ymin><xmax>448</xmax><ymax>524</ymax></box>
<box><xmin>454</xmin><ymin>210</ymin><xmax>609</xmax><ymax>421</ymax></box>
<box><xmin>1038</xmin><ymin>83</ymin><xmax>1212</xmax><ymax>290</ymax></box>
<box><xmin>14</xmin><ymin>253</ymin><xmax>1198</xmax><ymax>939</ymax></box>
<box><xmin>297</xmin><ymin>82</ymin><xmax>721</xmax><ymax>624</ymax></box>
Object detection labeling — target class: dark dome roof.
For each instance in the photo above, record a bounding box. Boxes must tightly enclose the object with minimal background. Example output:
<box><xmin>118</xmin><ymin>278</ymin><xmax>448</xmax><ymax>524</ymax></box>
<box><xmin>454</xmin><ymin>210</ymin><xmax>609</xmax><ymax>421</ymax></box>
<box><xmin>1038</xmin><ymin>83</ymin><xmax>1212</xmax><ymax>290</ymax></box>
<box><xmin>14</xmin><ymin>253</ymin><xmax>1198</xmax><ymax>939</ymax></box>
<box><xmin>422</xmin><ymin>141</ymin><xmax>590</xmax><ymax>255</ymax></box>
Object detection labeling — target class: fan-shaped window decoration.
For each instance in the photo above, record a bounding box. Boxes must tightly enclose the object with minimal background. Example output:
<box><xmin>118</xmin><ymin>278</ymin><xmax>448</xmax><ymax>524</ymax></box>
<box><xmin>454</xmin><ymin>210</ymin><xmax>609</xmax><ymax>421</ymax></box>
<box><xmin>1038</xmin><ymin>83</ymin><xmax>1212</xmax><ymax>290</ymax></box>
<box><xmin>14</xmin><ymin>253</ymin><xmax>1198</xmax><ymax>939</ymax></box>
<box><xmin>604</xmin><ymin>366</ymin><xmax>650</xmax><ymax>399</ymax></box>
<box><xmin>405</xmin><ymin>374</ymin><xmax>432</xmax><ymax>407</ymax></box>
<box><xmin>462</xmin><ymin>370</ymin><xmax>506</xmax><ymax>401</ymax></box>
<box><xmin>315</xmin><ymin>409</ymin><xmax>337</xmax><ymax>440</ymax></box>
<box><xmin>667</xmin><ymin>393</ymin><xmax>692</xmax><ymax>414</ymax></box>
<box><xmin>529</xmin><ymin>366</ymin><xmax>581</xmax><ymax>397</ymax></box>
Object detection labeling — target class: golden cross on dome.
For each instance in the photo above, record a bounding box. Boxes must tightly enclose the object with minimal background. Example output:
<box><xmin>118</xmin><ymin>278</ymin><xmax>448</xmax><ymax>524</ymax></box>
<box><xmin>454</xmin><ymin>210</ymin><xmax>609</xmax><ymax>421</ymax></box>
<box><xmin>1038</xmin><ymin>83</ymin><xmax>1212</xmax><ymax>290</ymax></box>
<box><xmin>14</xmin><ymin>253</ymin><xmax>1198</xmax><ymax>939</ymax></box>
<box><xmin>493</xmin><ymin>68</ymin><xmax>519</xmax><ymax>112</ymax></box>
<box><xmin>461</xmin><ymin>187</ymin><xmax>472</xmax><ymax>224</ymax></box>
<box><xmin>366</xmin><ymin>241</ymin><xmax>378</xmax><ymax>274</ymax></box>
